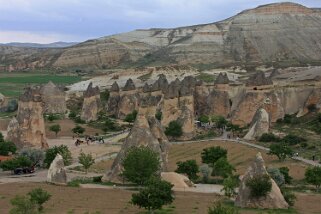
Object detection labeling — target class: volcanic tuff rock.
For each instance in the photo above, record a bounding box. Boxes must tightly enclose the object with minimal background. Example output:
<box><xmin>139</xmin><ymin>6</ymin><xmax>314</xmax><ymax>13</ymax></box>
<box><xmin>47</xmin><ymin>154</ymin><xmax>67</xmax><ymax>185</ymax></box>
<box><xmin>123</xmin><ymin>78</ymin><xmax>136</xmax><ymax>91</ymax></box>
<box><xmin>81</xmin><ymin>82</ymin><xmax>101</xmax><ymax>122</ymax></box>
<box><xmin>215</xmin><ymin>73</ymin><xmax>230</xmax><ymax>84</ymax></box>
<box><xmin>246</xmin><ymin>71</ymin><xmax>273</xmax><ymax>87</ymax></box>
<box><xmin>6</xmin><ymin>87</ymin><xmax>48</xmax><ymax>149</ymax></box>
<box><xmin>244</xmin><ymin>108</ymin><xmax>270</xmax><ymax>140</ymax></box>
<box><xmin>235</xmin><ymin>152</ymin><xmax>288</xmax><ymax>209</ymax></box>
<box><xmin>298</xmin><ymin>88</ymin><xmax>321</xmax><ymax>116</ymax></box>
<box><xmin>40</xmin><ymin>81</ymin><xmax>67</xmax><ymax>114</ymax></box>
<box><xmin>151</xmin><ymin>74</ymin><xmax>168</xmax><ymax>92</ymax></box>
<box><xmin>3</xmin><ymin>3</ymin><xmax>321</xmax><ymax>70</ymax></box>
<box><xmin>102</xmin><ymin>113</ymin><xmax>168</xmax><ymax>182</ymax></box>
<box><xmin>110</xmin><ymin>81</ymin><xmax>120</xmax><ymax>92</ymax></box>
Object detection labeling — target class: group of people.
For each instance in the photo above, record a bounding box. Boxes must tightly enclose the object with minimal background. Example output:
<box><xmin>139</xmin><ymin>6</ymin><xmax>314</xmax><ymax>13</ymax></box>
<box><xmin>74</xmin><ymin>135</ymin><xmax>105</xmax><ymax>146</ymax></box>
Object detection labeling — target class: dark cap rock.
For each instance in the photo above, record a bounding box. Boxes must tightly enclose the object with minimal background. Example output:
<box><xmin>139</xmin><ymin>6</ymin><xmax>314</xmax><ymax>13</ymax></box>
<box><xmin>246</xmin><ymin>71</ymin><xmax>273</xmax><ymax>87</ymax></box>
<box><xmin>83</xmin><ymin>82</ymin><xmax>100</xmax><ymax>98</ymax></box>
<box><xmin>215</xmin><ymin>73</ymin><xmax>230</xmax><ymax>84</ymax></box>
<box><xmin>110</xmin><ymin>81</ymin><xmax>120</xmax><ymax>92</ymax></box>
<box><xmin>123</xmin><ymin>78</ymin><xmax>136</xmax><ymax>91</ymax></box>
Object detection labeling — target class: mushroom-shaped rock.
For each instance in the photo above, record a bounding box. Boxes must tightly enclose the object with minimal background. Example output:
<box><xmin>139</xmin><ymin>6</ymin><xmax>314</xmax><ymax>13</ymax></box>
<box><xmin>123</xmin><ymin>78</ymin><xmax>136</xmax><ymax>91</ymax></box>
<box><xmin>151</xmin><ymin>74</ymin><xmax>169</xmax><ymax>92</ymax></box>
<box><xmin>110</xmin><ymin>81</ymin><xmax>120</xmax><ymax>92</ymax></box>
<box><xmin>235</xmin><ymin>153</ymin><xmax>289</xmax><ymax>209</ymax></box>
<box><xmin>81</xmin><ymin>82</ymin><xmax>101</xmax><ymax>122</ymax></box>
<box><xmin>164</xmin><ymin>79</ymin><xmax>180</xmax><ymax>99</ymax></box>
<box><xmin>215</xmin><ymin>72</ymin><xmax>230</xmax><ymax>84</ymax></box>
<box><xmin>40</xmin><ymin>81</ymin><xmax>66</xmax><ymax>114</ymax></box>
<box><xmin>246</xmin><ymin>71</ymin><xmax>273</xmax><ymax>87</ymax></box>
<box><xmin>47</xmin><ymin>154</ymin><xmax>67</xmax><ymax>185</ymax></box>
<box><xmin>244</xmin><ymin>108</ymin><xmax>270</xmax><ymax>140</ymax></box>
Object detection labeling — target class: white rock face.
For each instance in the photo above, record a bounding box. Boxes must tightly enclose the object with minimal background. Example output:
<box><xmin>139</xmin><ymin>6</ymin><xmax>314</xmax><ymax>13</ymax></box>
<box><xmin>244</xmin><ymin>108</ymin><xmax>270</xmax><ymax>140</ymax></box>
<box><xmin>47</xmin><ymin>154</ymin><xmax>67</xmax><ymax>185</ymax></box>
<box><xmin>235</xmin><ymin>152</ymin><xmax>289</xmax><ymax>209</ymax></box>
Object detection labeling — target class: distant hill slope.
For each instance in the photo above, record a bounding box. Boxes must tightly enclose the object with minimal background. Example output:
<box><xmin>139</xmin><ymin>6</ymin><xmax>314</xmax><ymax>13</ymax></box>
<box><xmin>1</xmin><ymin>2</ymin><xmax>321</xmax><ymax>71</ymax></box>
<box><xmin>0</xmin><ymin>42</ymin><xmax>78</xmax><ymax>48</ymax></box>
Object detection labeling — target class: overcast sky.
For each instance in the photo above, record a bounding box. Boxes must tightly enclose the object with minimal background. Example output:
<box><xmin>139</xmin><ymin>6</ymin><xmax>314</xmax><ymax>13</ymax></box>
<box><xmin>0</xmin><ymin>0</ymin><xmax>319</xmax><ymax>43</ymax></box>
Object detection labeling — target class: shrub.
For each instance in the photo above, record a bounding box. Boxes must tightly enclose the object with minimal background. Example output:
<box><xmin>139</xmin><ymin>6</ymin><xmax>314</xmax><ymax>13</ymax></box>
<box><xmin>102</xmin><ymin>118</ymin><xmax>120</xmax><ymax>132</ymax></box>
<box><xmin>268</xmin><ymin>143</ymin><xmax>293</xmax><ymax>161</ymax></box>
<box><xmin>19</xmin><ymin>148</ymin><xmax>45</xmax><ymax>167</ymax></box>
<box><xmin>222</xmin><ymin>176</ymin><xmax>238</xmax><ymax>197</ymax></box>
<box><xmin>78</xmin><ymin>152</ymin><xmax>95</xmax><ymax>173</ymax></box>
<box><xmin>10</xmin><ymin>195</ymin><xmax>37</xmax><ymax>214</ymax></box>
<box><xmin>267</xmin><ymin>168</ymin><xmax>285</xmax><ymax>187</ymax></box>
<box><xmin>201</xmin><ymin>146</ymin><xmax>227</xmax><ymax>165</ymax></box>
<box><xmin>305</xmin><ymin>166</ymin><xmax>321</xmax><ymax>191</ymax></box>
<box><xmin>28</xmin><ymin>188</ymin><xmax>51</xmax><ymax>211</ymax></box>
<box><xmin>44</xmin><ymin>145</ymin><xmax>72</xmax><ymax>168</ymax></box>
<box><xmin>124</xmin><ymin>110</ymin><xmax>138</xmax><ymax>123</ymax></box>
<box><xmin>211</xmin><ymin>116</ymin><xmax>228</xmax><ymax>129</ymax></box>
<box><xmin>7</xmin><ymin>99</ymin><xmax>18</xmax><ymax>112</ymax></box>
<box><xmin>246</xmin><ymin>175</ymin><xmax>272</xmax><ymax>197</ymax></box>
<box><xmin>49</xmin><ymin>124</ymin><xmax>61</xmax><ymax>137</ymax></box>
<box><xmin>212</xmin><ymin>157</ymin><xmax>235</xmax><ymax>178</ymax></box>
<box><xmin>199</xmin><ymin>115</ymin><xmax>210</xmax><ymax>123</ymax></box>
<box><xmin>281</xmin><ymin>188</ymin><xmax>296</xmax><ymax>206</ymax></box>
<box><xmin>47</xmin><ymin>114</ymin><xmax>58</xmax><ymax>122</ymax></box>
<box><xmin>0</xmin><ymin>156</ymin><xmax>33</xmax><ymax>171</ymax></box>
<box><xmin>165</xmin><ymin>120</ymin><xmax>183</xmax><ymax>138</ymax></box>
<box><xmin>279</xmin><ymin>167</ymin><xmax>292</xmax><ymax>184</ymax></box>
<box><xmin>131</xmin><ymin>177</ymin><xmax>174</xmax><ymax>212</ymax></box>
<box><xmin>122</xmin><ymin>147</ymin><xmax>160</xmax><ymax>185</ymax></box>
<box><xmin>282</xmin><ymin>134</ymin><xmax>307</xmax><ymax>145</ymax></box>
<box><xmin>155</xmin><ymin>111</ymin><xmax>162</xmax><ymax>121</ymax></box>
<box><xmin>0</xmin><ymin>140</ymin><xmax>17</xmax><ymax>156</ymax></box>
<box><xmin>74</xmin><ymin>116</ymin><xmax>86</xmax><ymax>124</ymax></box>
<box><xmin>208</xmin><ymin>201</ymin><xmax>239</xmax><ymax>214</ymax></box>
<box><xmin>259</xmin><ymin>133</ymin><xmax>280</xmax><ymax>142</ymax></box>
<box><xmin>175</xmin><ymin>160</ymin><xmax>199</xmax><ymax>181</ymax></box>
<box><xmin>68</xmin><ymin>111</ymin><xmax>77</xmax><ymax>119</ymax></box>
<box><xmin>72</xmin><ymin>125</ymin><xmax>85</xmax><ymax>136</ymax></box>
<box><xmin>200</xmin><ymin>164</ymin><xmax>213</xmax><ymax>183</ymax></box>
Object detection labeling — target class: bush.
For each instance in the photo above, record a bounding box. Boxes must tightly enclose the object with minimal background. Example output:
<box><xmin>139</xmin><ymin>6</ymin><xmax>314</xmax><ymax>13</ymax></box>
<box><xmin>212</xmin><ymin>158</ymin><xmax>235</xmax><ymax>178</ymax></box>
<box><xmin>175</xmin><ymin>160</ymin><xmax>199</xmax><ymax>181</ymax></box>
<box><xmin>279</xmin><ymin>167</ymin><xmax>292</xmax><ymax>184</ymax></box>
<box><xmin>267</xmin><ymin>168</ymin><xmax>285</xmax><ymax>187</ymax></box>
<box><xmin>281</xmin><ymin>188</ymin><xmax>296</xmax><ymax>206</ymax></box>
<box><xmin>282</xmin><ymin>134</ymin><xmax>307</xmax><ymax>145</ymax></box>
<box><xmin>201</xmin><ymin>146</ymin><xmax>227</xmax><ymax>165</ymax></box>
<box><xmin>268</xmin><ymin>143</ymin><xmax>293</xmax><ymax>161</ymax></box>
<box><xmin>124</xmin><ymin>110</ymin><xmax>138</xmax><ymax>123</ymax></box>
<box><xmin>7</xmin><ymin>99</ymin><xmax>18</xmax><ymax>112</ymax></box>
<box><xmin>72</xmin><ymin>125</ymin><xmax>85</xmax><ymax>136</ymax></box>
<box><xmin>155</xmin><ymin>111</ymin><xmax>162</xmax><ymax>121</ymax></box>
<box><xmin>49</xmin><ymin>124</ymin><xmax>61</xmax><ymax>137</ymax></box>
<box><xmin>74</xmin><ymin>116</ymin><xmax>86</xmax><ymax>124</ymax></box>
<box><xmin>102</xmin><ymin>117</ymin><xmax>120</xmax><ymax>132</ymax></box>
<box><xmin>246</xmin><ymin>175</ymin><xmax>272</xmax><ymax>197</ymax></box>
<box><xmin>305</xmin><ymin>166</ymin><xmax>321</xmax><ymax>191</ymax></box>
<box><xmin>200</xmin><ymin>164</ymin><xmax>213</xmax><ymax>183</ymax></box>
<box><xmin>68</xmin><ymin>111</ymin><xmax>77</xmax><ymax>119</ymax></box>
<box><xmin>44</xmin><ymin>145</ymin><xmax>72</xmax><ymax>168</ymax></box>
<box><xmin>122</xmin><ymin>147</ymin><xmax>160</xmax><ymax>185</ymax></box>
<box><xmin>0</xmin><ymin>140</ymin><xmax>17</xmax><ymax>156</ymax></box>
<box><xmin>78</xmin><ymin>152</ymin><xmax>95</xmax><ymax>173</ymax></box>
<box><xmin>0</xmin><ymin>156</ymin><xmax>33</xmax><ymax>171</ymax></box>
<box><xmin>47</xmin><ymin>114</ymin><xmax>58</xmax><ymax>122</ymax></box>
<box><xmin>199</xmin><ymin>115</ymin><xmax>210</xmax><ymax>123</ymax></box>
<box><xmin>10</xmin><ymin>195</ymin><xmax>37</xmax><ymax>214</ymax></box>
<box><xmin>19</xmin><ymin>148</ymin><xmax>45</xmax><ymax>167</ymax></box>
<box><xmin>131</xmin><ymin>177</ymin><xmax>174</xmax><ymax>212</ymax></box>
<box><xmin>208</xmin><ymin>201</ymin><xmax>239</xmax><ymax>214</ymax></box>
<box><xmin>222</xmin><ymin>176</ymin><xmax>238</xmax><ymax>197</ymax></box>
<box><xmin>211</xmin><ymin>116</ymin><xmax>228</xmax><ymax>129</ymax></box>
<box><xmin>259</xmin><ymin>133</ymin><xmax>280</xmax><ymax>142</ymax></box>
<box><xmin>165</xmin><ymin>120</ymin><xmax>183</xmax><ymax>138</ymax></box>
<box><xmin>28</xmin><ymin>188</ymin><xmax>51</xmax><ymax>211</ymax></box>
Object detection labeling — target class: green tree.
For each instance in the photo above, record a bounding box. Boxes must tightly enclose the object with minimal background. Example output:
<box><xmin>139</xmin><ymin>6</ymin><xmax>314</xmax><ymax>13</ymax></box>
<box><xmin>282</xmin><ymin>134</ymin><xmax>306</xmax><ymax>145</ymax></box>
<box><xmin>47</xmin><ymin>114</ymin><xmax>57</xmax><ymax>122</ymax></box>
<box><xmin>28</xmin><ymin>188</ymin><xmax>51</xmax><ymax>212</ymax></box>
<box><xmin>124</xmin><ymin>110</ymin><xmax>138</xmax><ymax>123</ymax></box>
<box><xmin>0</xmin><ymin>156</ymin><xmax>33</xmax><ymax>171</ymax></box>
<box><xmin>49</xmin><ymin>124</ymin><xmax>61</xmax><ymax>137</ymax></box>
<box><xmin>279</xmin><ymin>167</ymin><xmax>292</xmax><ymax>184</ymax></box>
<box><xmin>268</xmin><ymin>143</ymin><xmax>293</xmax><ymax>161</ymax></box>
<box><xmin>175</xmin><ymin>160</ymin><xmax>199</xmax><ymax>181</ymax></box>
<box><xmin>267</xmin><ymin>168</ymin><xmax>285</xmax><ymax>187</ymax></box>
<box><xmin>155</xmin><ymin>111</ymin><xmax>162</xmax><ymax>121</ymax></box>
<box><xmin>165</xmin><ymin>120</ymin><xmax>183</xmax><ymax>138</ymax></box>
<box><xmin>246</xmin><ymin>174</ymin><xmax>272</xmax><ymax>197</ymax></box>
<box><xmin>20</xmin><ymin>148</ymin><xmax>45</xmax><ymax>167</ymax></box>
<box><xmin>212</xmin><ymin>157</ymin><xmax>235</xmax><ymax>178</ymax></box>
<box><xmin>201</xmin><ymin>146</ymin><xmax>227</xmax><ymax>165</ymax></box>
<box><xmin>259</xmin><ymin>133</ymin><xmax>280</xmax><ymax>142</ymax></box>
<box><xmin>72</xmin><ymin>125</ymin><xmax>85</xmax><ymax>136</ymax></box>
<box><xmin>208</xmin><ymin>201</ymin><xmax>239</xmax><ymax>214</ymax></box>
<box><xmin>199</xmin><ymin>115</ymin><xmax>210</xmax><ymax>123</ymax></box>
<box><xmin>0</xmin><ymin>140</ymin><xmax>17</xmax><ymax>156</ymax></box>
<box><xmin>102</xmin><ymin>117</ymin><xmax>119</xmax><ymax>132</ymax></box>
<box><xmin>211</xmin><ymin>116</ymin><xmax>228</xmax><ymax>129</ymax></box>
<box><xmin>44</xmin><ymin>145</ymin><xmax>72</xmax><ymax>168</ymax></box>
<box><xmin>78</xmin><ymin>152</ymin><xmax>95</xmax><ymax>173</ymax></box>
<box><xmin>68</xmin><ymin>111</ymin><xmax>77</xmax><ymax>119</ymax></box>
<box><xmin>305</xmin><ymin>166</ymin><xmax>321</xmax><ymax>191</ymax></box>
<box><xmin>100</xmin><ymin>89</ymin><xmax>110</xmax><ymax>102</ymax></box>
<box><xmin>222</xmin><ymin>176</ymin><xmax>238</xmax><ymax>197</ymax></box>
<box><xmin>131</xmin><ymin>177</ymin><xmax>174</xmax><ymax>212</ymax></box>
<box><xmin>10</xmin><ymin>195</ymin><xmax>38</xmax><ymax>214</ymax></box>
<box><xmin>122</xmin><ymin>147</ymin><xmax>160</xmax><ymax>185</ymax></box>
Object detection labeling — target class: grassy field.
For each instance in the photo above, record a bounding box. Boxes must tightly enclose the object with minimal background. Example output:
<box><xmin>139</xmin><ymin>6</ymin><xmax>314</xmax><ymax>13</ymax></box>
<box><xmin>0</xmin><ymin>73</ymin><xmax>82</xmax><ymax>97</ymax></box>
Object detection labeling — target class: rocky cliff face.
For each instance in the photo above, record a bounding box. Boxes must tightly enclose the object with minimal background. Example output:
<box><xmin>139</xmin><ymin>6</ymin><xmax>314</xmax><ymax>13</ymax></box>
<box><xmin>6</xmin><ymin>87</ymin><xmax>48</xmax><ymax>149</ymax></box>
<box><xmin>81</xmin><ymin>82</ymin><xmax>101</xmax><ymax>122</ymax></box>
<box><xmin>244</xmin><ymin>108</ymin><xmax>270</xmax><ymax>140</ymax></box>
<box><xmin>2</xmin><ymin>3</ymin><xmax>321</xmax><ymax>71</ymax></box>
<box><xmin>102</xmin><ymin>113</ymin><xmax>168</xmax><ymax>182</ymax></box>
<box><xmin>235</xmin><ymin>152</ymin><xmax>288</xmax><ymax>209</ymax></box>
<box><xmin>40</xmin><ymin>81</ymin><xmax>67</xmax><ymax>114</ymax></box>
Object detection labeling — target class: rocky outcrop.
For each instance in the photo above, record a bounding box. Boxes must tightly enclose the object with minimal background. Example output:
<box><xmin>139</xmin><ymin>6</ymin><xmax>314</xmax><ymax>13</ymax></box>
<box><xmin>244</xmin><ymin>108</ymin><xmax>270</xmax><ymax>140</ymax></box>
<box><xmin>151</xmin><ymin>74</ymin><xmax>168</xmax><ymax>92</ymax></box>
<box><xmin>47</xmin><ymin>154</ymin><xmax>67</xmax><ymax>185</ymax></box>
<box><xmin>161</xmin><ymin>172</ymin><xmax>195</xmax><ymax>189</ymax></box>
<box><xmin>298</xmin><ymin>88</ymin><xmax>321</xmax><ymax>116</ymax></box>
<box><xmin>215</xmin><ymin>73</ymin><xmax>229</xmax><ymax>84</ymax></box>
<box><xmin>110</xmin><ymin>81</ymin><xmax>120</xmax><ymax>92</ymax></box>
<box><xmin>246</xmin><ymin>71</ymin><xmax>273</xmax><ymax>87</ymax></box>
<box><xmin>205</xmin><ymin>90</ymin><xmax>231</xmax><ymax>118</ymax></box>
<box><xmin>164</xmin><ymin>79</ymin><xmax>180</xmax><ymax>99</ymax></box>
<box><xmin>106</xmin><ymin>82</ymin><xmax>121</xmax><ymax>116</ymax></box>
<box><xmin>6</xmin><ymin>87</ymin><xmax>47</xmax><ymax>149</ymax></box>
<box><xmin>102</xmin><ymin>113</ymin><xmax>168</xmax><ymax>182</ymax></box>
<box><xmin>81</xmin><ymin>82</ymin><xmax>101</xmax><ymax>122</ymax></box>
<box><xmin>123</xmin><ymin>78</ymin><xmax>136</xmax><ymax>91</ymax></box>
<box><xmin>0</xmin><ymin>93</ymin><xmax>4</xmax><ymax>106</ymax></box>
<box><xmin>40</xmin><ymin>81</ymin><xmax>66</xmax><ymax>114</ymax></box>
<box><xmin>235</xmin><ymin>152</ymin><xmax>289</xmax><ymax>209</ymax></box>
